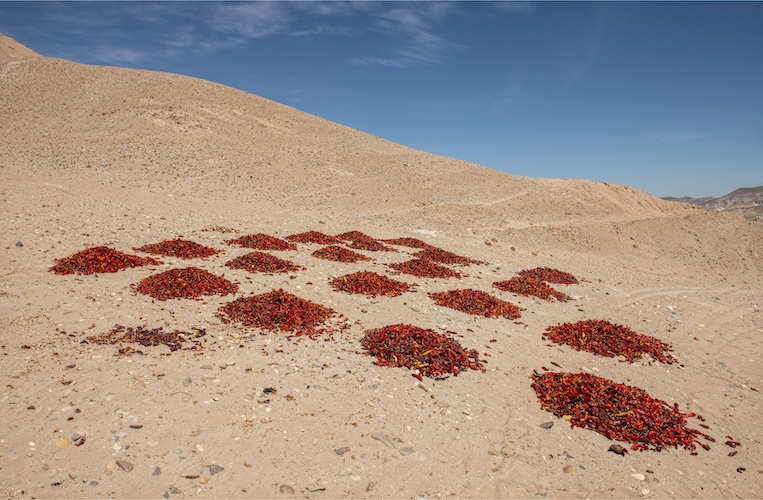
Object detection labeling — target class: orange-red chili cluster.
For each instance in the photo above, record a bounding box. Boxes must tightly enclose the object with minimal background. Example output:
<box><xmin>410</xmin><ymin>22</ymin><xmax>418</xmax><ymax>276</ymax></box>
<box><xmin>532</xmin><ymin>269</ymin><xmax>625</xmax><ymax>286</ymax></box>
<box><xmin>493</xmin><ymin>276</ymin><xmax>569</xmax><ymax>301</ymax></box>
<box><xmin>518</xmin><ymin>267</ymin><xmax>579</xmax><ymax>284</ymax></box>
<box><xmin>133</xmin><ymin>267</ymin><xmax>238</xmax><ymax>300</ymax></box>
<box><xmin>361</xmin><ymin>323</ymin><xmax>485</xmax><ymax>380</ymax></box>
<box><xmin>415</xmin><ymin>247</ymin><xmax>484</xmax><ymax>266</ymax></box>
<box><xmin>50</xmin><ymin>246</ymin><xmax>162</xmax><ymax>275</ymax></box>
<box><xmin>285</xmin><ymin>231</ymin><xmax>342</xmax><ymax>245</ymax></box>
<box><xmin>218</xmin><ymin>289</ymin><xmax>336</xmax><ymax>337</ymax></box>
<box><xmin>531</xmin><ymin>371</ymin><xmax>711</xmax><ymax>453</ymax></box>
<box><xmin>389</xmin><ymin>259</ymin><xmax>462</xmax><ymax>279</ymax></box>
<box><xmin>225</xmin><ymin>233</ymin><xmax>296</xmax><ymax>251</ymax></box>
<box><xmin>225</xmin><ymin>251</ymin><xmax>304</xmax><ymax>274</ymax></box>
<box><xmin>543</xmin><ymin>319</ymin><xmax>677</xmax><ymax>363</ymax></box>
<box><xmin>429</xmin><ymin>289</ymin><xmax>522</xmax><ymax>319</ymax></box>
<box><xmin>311</xmin><ymin>245</ymin><xmax>371</xmax><ymax>263</ymax></box>
<box><xmin>330</xmin><ymin>271</ymin><xmax>413</xmax><ymax>297</ymax></box>
<box><xmin>382</xmin><ymin>237</ymin><xmax>434</xmax><ymax>249</ymax></box>
<box><xmin>134</xmin><ymin>239</ymin><xmax>219</xmax><ymax>260</ymax></box>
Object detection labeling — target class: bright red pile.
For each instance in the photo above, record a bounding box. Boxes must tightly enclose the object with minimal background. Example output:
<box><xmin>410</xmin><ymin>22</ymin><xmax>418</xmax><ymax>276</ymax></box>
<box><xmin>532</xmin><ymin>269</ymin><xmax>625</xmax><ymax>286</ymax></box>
<box><xmin>50</xmin><ymin>246</ymin><xmax>162</xmax><ymax>275</ymax></box>
<box><xmin>286</xmin><ymin>231</ymin><xmax>342</xmax><ymax>245</ymax></box>
<box><xmin>361</xmin><ymin>323</ymin><xmax>485</xmax><ymax>380</ymax></box>
<box><xmin>133</xmin><ymin>239</ymin><xmax>219</xmax><ymax>259</ymax></box>
<box><xmin>312</xmin><ymin>245</ymin><xmax>371</xmax><ymax>263</ymax></box>
<box><xmin>225</xmin><ymin>252</ymin><xmax>304</xmax><ymax>274</ymax></box>
<box><xmin>518</xmin><ymin>267</ymin><xmax>579</xmax><ymax>284</ymax></box>
<box><xmin>225</xmin><ymin>233</ymin><xmax>296</xmax><ymax>251</ymax></box>
<box><xmin>133</xmin><ymin>267</ymin><xmax>238</xmax><ymax>300</ymax></box>
<box><xmin>388</xmin><ymin>259</ymin><xmax>462</xmax><ymax>279</ymax></box>
<box><xmin>429</xmin><ymin>289</ymin><xmax>521</xmax><ymax>319</ymax></box>
<box><xmin>330</xmin><ymin>271</ymin><xmax>413</xmax><ymax>297</ymax></box>
<box><xmin>415</xmin><ymin>247</ymin><xmax>483</xmax><ymax>266</ymax></box>
<box><xmin>493</xmin><ymin>276</ymin><xmax>570</xmax><ymax>301</ymax></box>
<box><xmin>543</xmin><ymin>319</ymin><xmax>677</xmax><ymax>363</ymax></box>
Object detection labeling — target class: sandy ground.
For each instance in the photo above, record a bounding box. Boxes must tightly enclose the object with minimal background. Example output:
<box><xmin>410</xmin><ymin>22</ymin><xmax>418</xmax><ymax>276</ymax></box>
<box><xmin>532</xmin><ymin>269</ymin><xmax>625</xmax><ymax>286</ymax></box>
<box><xmin>1</xmin><ymin>38</ymin><xmax>762</xmax><ymax>499</ymax></box>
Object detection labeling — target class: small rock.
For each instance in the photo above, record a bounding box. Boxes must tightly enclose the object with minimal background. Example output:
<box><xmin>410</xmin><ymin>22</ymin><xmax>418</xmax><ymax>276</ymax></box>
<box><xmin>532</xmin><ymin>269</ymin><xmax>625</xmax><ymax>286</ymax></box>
<box><xmin>116</xmin><ymin>459</ymin><xmax>133</xmax><ymax>472</ymax></box>
<box><xmin>370</xmin><ymin>432</ymin><xmax>396</xmax><ymax>448</ymax></box>
<box><xmin>360</xmin><ymin>308</ymin><xmax>368</xmax><ymax>313</ymax></box>
<box><xmin>399</xmin><ymin>447</ymin><xmax>414</xmax><ymax>456</ymax></box>
<box><xmin>15</xmin><ymin>241</ymin><xmax>23</xmax><ymax>247</ymax></box>
<box><xmin>168</xmin><ymin>486</ymin><xmax>181</xmax><ymax>494</ymax></box>
<box><xmin>608</xmin><ymin>444</ymin><xmax>627</xmax><ymax>456</ymax></box>
<box><xmin>335</xmin><ymin>447</ymin><xmax>350</xmax><ymax>455</ymax></box>
<box><xmin>105</xmin><ymin>461</ymin><xmax>116</xmax><ymax>471</ymax></box>
<box><xmin>306</xmin><ymin>484</ymin><xmax>326</xmax><ymax>492</ymax></box>
<box><xmin>631</xmin><ymin>473</ymin><xmax>646</xmax><ymax>481</ymax></box>
<box><xmin>540</xmin><ymin>422</ymin><xmax>553</xmax><ymax>429</ymax></box>
<box><xmin>71</xmin><ymin>433</ymin><xmax>82</xmax><ymax>442</ymax></box>
<box><xmin>199</xmin><ymin>476</ymin><xmax>210</xmax><ymax>485</ymax></box>
<box><xmin>152</xmin><ymin>467</ymin><xmax>161</xmax><ymax>476</ymax></box>
<box><xmin>279</xmin><ymin>484</ymin><xmax>295</xmax><ymax>494</ymax></box>
<box><xmin>562</xmin><ymin>465</ymin><xmax>575</xmax><ymax>474</ymax></box>
<box><xmin>207</xmin><ymin>464</ymin><xmax>224</xmax><ymax>475</ymax></box>
<box><xmin>89</xmin><ymin>480</ymin><xmax>99</xmax><ymax>487</ymax></box>
<box><xmin>27</xmin><ymin>405</ymin><xmax>35</xmax><ymax>410</ymax></box>
<box><xmin>183</xmin><ymin>377</ymin><xmax>193</xmax><ymax>386</ymax></box>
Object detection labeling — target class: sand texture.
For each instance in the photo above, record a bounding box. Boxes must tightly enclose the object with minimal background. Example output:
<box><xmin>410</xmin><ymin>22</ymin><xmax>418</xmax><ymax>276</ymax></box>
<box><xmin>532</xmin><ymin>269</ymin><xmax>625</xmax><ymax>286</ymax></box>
<box><xmin>1</xmin><ymin>36</ymin><xmax>762</xmax><ymax>498</ymax></box>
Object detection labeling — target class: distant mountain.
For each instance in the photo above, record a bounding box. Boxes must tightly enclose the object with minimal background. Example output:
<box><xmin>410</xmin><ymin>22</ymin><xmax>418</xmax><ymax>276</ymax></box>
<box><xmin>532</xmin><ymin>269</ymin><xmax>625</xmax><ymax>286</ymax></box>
<box><xmin>664</xmin><ymin>186</ymin><xmax>763</xmax><ymax>219</ymax></box>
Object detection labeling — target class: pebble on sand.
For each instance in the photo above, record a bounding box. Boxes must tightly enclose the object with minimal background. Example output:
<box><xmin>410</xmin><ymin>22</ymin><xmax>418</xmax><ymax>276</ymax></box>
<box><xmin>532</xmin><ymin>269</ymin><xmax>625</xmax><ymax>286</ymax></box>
<box><xmin>116</xmin><ymin>460</ymin><xmax>134</xmax><ymax>472</ymax></box>
<box><xmin>279</xmin><ymin>484</ymin><xmax>295</xmax><ymax>494</ymax></box>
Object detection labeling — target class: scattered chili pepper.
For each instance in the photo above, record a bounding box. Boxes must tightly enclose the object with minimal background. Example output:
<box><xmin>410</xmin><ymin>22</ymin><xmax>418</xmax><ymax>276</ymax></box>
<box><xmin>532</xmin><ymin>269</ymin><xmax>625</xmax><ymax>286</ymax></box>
<box><xmin>428</xmin><ymin>289</ymin><xmax>522</xmax><ymax>319</ymax></box>
<box><xmin>50</xmin><ymin>246</ymin><xmax>162</xmax><ymax>275</ymax></box>
<box><xmin>728</xmin><ymin>451</ymin><xmax>738</xmax><ymax>456</ymax></box>
<box><xmin>330</xmin><ymin>271</ymin><xmax>413</xmax><ymax>297</ymax></box>
<box><xmin>134</xmin><ymin>239</ymin><xmax>219</xmax><ymax>259</ymax></box>
<box><xmin>736</xmin><ymin>467</ymin><xmax>746</xmax><ymax>473</ymax></box>
<box><xmin>285</xmin><ymin>231</ymin><xmax>343</xmax><ymax>245</ymax></box>
<box><xmin>133</xmin><ymin>267</ymin><xmax>238</xmax><ymax>300</ymax></box>
<box><xmin>415</xmin><ymin>247</ymin><xmax>484</xmax><ymax>266</ymax></box>
<box><xmin>542</xmin><ymin>319</ymin><xmax>677</xmax><ymax>364</ymax></box>
<box><xmin>225</xmin><ymin>251</ymin><xmax>304</xmax><ymax>274</ymax></box>
<box><xmin>312</xmin><ymin>245</ymin><xmax>371</xmax><ymax>263</ymax></box>
<box><xmin>518</xmin><ymin>267</ymin><xmax>579</xmax><ymax>284</ymax></box>
<box><xmin>530</xmin><ymin>371</ymin><xmax>709</xmax><ymax>453</ymax></box>
<box><xmin>725</xmin><ymin>439</ymin><xmax>741</xmax><ymax>448</ymax></box>
<box><xmin>218</xmin><ymin>289</ymin><xmax>337</xmax><ymax>338</ymax></box>
<box><xmin>493</xmin><ymin>276</ymin><xmax>570</xmax><ymax>302</ymax></box>
<box><xmin>225</xmin><ymin>233</ymin><xmax>296</xmax><ymax>251</ymax></box>
<box><xmin>82</xmin><ymin>325</ymin><xmax>206</xmax><ymax>354</ymax></box>
<box><xmin>382</xmin><ymin>237</ymin><xmax>435</xmax><ymax>249</ymax></box>
<box><xmin>361</xmin><ymin>323</ymin><xmax>486</xmax><ymax>380</ymax></box>
<box><xmin>388</xmin><ymin>259</ymin><xmax>462</xmax><ymax>279</ymax></box>
<box><xmin>201</xmin><ymin>226</ymin><xmax>237</xmax><ymax>234</ymax></box>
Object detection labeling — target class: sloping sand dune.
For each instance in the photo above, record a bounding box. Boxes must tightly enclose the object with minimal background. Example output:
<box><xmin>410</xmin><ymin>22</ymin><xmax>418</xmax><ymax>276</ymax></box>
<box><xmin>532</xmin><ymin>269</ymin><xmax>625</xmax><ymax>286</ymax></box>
<box><xmin>1</xmin><ymin>34</ymin><xmax>761</xmax><ymax>498</ymax></box>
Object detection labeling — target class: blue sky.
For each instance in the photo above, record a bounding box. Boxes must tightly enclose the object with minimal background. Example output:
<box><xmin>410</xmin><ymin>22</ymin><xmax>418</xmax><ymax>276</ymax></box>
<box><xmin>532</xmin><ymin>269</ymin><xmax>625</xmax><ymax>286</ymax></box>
<box><xmin>1</xmin><ymin>1</ymin><xmax>761</xmax><ymax>198</ymax></box>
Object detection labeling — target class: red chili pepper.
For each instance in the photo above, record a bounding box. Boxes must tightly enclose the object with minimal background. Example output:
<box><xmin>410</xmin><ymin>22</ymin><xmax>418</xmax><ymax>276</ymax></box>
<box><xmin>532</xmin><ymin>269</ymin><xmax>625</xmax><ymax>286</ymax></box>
<box><xmin>50</xmin><ymin>246</ymin><xmax>162</xmax><ymax>275</ymax></box>
<box><xmin>225</xmin><ymin>233</ymin><xmax>296</xmax><ymax>251</ymax></box>
<box><xmin>493</xmin><ymin>276</ymin><xmax>570</xmax><ymax>302</ymax></box>
<box><xmin>330</xmin><ymin>271</ymin><xmax>413</xmax><ymax>297</ymax></box>
<box><xmin>133</xmin><ymin>239</ymin><xmax>219</xmax><ymax>259</ymax></box>
<box><xmin>312</xmin><ymin>245</ymin><xmax>372</xmax><ymax>263</ymax></box>
<box><xmin>389</xmin><ymin>259</ymin><xmax>462</xmax><ymax>279</ymax></box>
<box><xmin>133</xmin><ymin>267</ymin><xmax>237</xmax><ymax>300</ymax></box>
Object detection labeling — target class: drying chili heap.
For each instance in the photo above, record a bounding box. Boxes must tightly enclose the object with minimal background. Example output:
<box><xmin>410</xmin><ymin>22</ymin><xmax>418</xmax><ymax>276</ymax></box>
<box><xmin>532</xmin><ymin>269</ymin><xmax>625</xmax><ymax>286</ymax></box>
<box><xmin>134</xmin><ymin>239</ymin><xmax>219</xmax><ymax>259</ymax></box>
<box><xmin>415</xmin><ymin>247</ymin><xmax>484</xmax><ymax>266</ymax></box>
<box><xmin>225</xmin><ymin>233</ymin><xmax>296</xmax><ymax>251</ymax></box>
<box><xmin>518</xmin><ymin>267</ymin><xmax>579</xmax><ymax>284</ymax></box>
<box><xmin>347</xmin><ymin>239</ymin><xmax>397</xmax><ymax>252</ymax></box>
<box><xmin>133</xmin><ymin>267</ymin><xmax>238</xmax><ymax>300</ymax></box>
<box><xmin>493</xmin><ymin>276</ymin><xmax>570</xmax><ymax>301</ymax></box>
<box><xmin>330</xmin><ymin>271</ymin><xmax>413</xmax><ymax>297</ymax></box>
<box><xmin>531</xmin><ymin>371</ymin><xmax>710</xmax><ymax>453</ymax></box>
<box><xmin>286</xmin><ymin>231</ymin><xmax>342</xmax><ymax>245</ymax></box>
<box><xmin>382</xmin><ymin>237</ymin><xmax>434</xmax><ymax>249</ymax></box>
<box><xmin>225</xmin><ymin>251</ymin><xmax>304</xmax><ymax>274</ymax></box>
<box><xmin>50</xmin><ymin>246</ymin><xmax>162</xmax><ymax>275</ymax></box>
<box><xmin>219</xmin><ymin>289</ymin><xmax>337</xmax><ymax>337</ymax></box>
<box><xmin>429</xmin><ymin>289</ymin><xmax>522</xmax><ymax>319</ymax></box>
<box><xmin>361</xmin><ymin>323</ymin><xmax>485</xmax><ymax>380</ymax></box>
<box><xmin>82</xmin><ymin>325</ymin><xmax>206</xmax><ymax>355</ymax></box>
<box><xmin>543</xmin><ymin>319</ymin><xmax>677</xmax><ymax>363</ymax></box>
<box><xmin>388</xmin><ymin>259</ymin><xmax>462</xmax><ymax>279</ymax></box>
<box><xmin>312</xmin><ymin>245</ymin><xmax>371</xmax><ymax>263</ymax></box>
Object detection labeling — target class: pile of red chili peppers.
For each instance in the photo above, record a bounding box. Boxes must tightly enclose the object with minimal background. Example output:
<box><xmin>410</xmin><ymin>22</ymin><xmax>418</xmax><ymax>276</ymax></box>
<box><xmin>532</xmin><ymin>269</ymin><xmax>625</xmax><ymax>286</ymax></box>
<box><xmin>218</xmin><ymin>288</ymin><xmax>337</xmax><ymax>337</ymax></box>
<box><xmin>225</xmin><ymin>233</ymin><xmax>297</xmax><ymax>251</ymax></box>
<box><xmin>133</xmin><ymin>267</ymin><xmax>238</xmax><ymax>300</ymax></box>
<box><xmin>518</xmin><ymin>267</ymin><xmax>579</xmax><ymax>284</ymax></box>
<box><xmin>531</xmin><ymin>371</ymin><xmax>710</xmax><ymax>453</ymax></box>
<box><xmin>225</xmin><ymin>251</ymin><xmax>304</xmax><ymax>274</ymax></box>
<box><xmin>361</xmin><ymin>323</ymin><xmax>486</xmax><ymax>380</ymax></box>
<box><xmin>330</xmin><ymin>271</ymin><xmax>413</xmax><ymax>297</ymax></box>
<box><xmin>543</xmin><ymin>319</ymin><xmax>677</xmax><ymax>363</ymax></box>
<box><xmin>415</xmin><ymin>247</ymin><xmax>484</xmax><ymax>266</ymax></box>
<box><xmin>493</xmin><ymin>276</ymin><xmax>570</xmax><ymax>301</ymax></box>
<box><xmin>50</xmin><ymin>246</ymin><xmax>162</xmax><ymax>275</ymax></box>
<box><xmin>429</xmin><ymin>289</ymin><xmax>522</xmax><ymax>319</ymax></box>
<box><xmin>311</xmin><ymin>245</ymin><xmax>371</xmax><ymax>263</ymax></box>
<box><xmin>134</xmin><ymin>239</ymin><xmax>219</xmax><ymax>259</ymax></box>
<box><xmin>388</xmin><ymin>259</ymin><xmax>462</xmax><ymax>279</ymax></box>
<box><xmin>381</xmin><ymin>237</ymin><xmax>433</xmax><ymax>249</ymax></box>
<box><xmin>286</xmin><ymin>231</ymin><xmax>343</xmax><ymax>245</ymax></box>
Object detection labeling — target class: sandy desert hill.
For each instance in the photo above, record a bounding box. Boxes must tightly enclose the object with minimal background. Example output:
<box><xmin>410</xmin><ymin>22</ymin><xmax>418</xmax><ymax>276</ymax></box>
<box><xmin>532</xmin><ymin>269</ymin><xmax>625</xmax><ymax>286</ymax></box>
<box><xmin>1</xmin><ymin>34</ymin><xmax>761</xmax><ymax>499</ymax></box>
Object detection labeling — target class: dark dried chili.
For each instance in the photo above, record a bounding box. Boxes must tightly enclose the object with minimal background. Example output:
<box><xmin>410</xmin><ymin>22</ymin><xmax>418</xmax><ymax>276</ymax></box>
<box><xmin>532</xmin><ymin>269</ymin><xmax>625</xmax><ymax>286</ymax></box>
<box><xmin>361</xmin><ymin>323</ymin><xmax>485</xmax><ymax>380</ymax></box>
<box><xmin>312</xmin><ymin>245</ymin><xmax>371</xmax><ymax>263</ymax></box>
<box><xmin>382</xmin><ymin>237</ymin><xmax>434</xmax><ymax>249</ymax></box>
<box><xmin>531</xmin><ymin>371</ymin><xmax>710</xmax><ymax>453</ymax></box>
<box><xmin>429</xmin><ymin>289</ymin><xmax>522</xmax><ymax>319</ymax></box>
<box><xmin>493</xmin><ymin>276</ymin><xmax>570</xmax><ymax>301</ymax></box>
<box><xmin>518</xmin><ymin>267</ymin><xmax>579</xmax><ymax>284</ymax></box>
<box><xmin>346</xmin><ymin>239</ymin><xmax>397</xmax><ymax>252</ymax></box>
<box><xmin>415</xmin><ymin>247</ymin><xmax>484</xmax><ymax>266</ymax></box>
<box><xmin>285</xmin><ymin>231</ymin><xmax>343</xmax><ymax>245</ymax></box>
<box><xmin>388</xmin><ymin>259</ymin><xmax>462</xmax><ymax>279</ymax></box>
<box><xmin>133</xmin><ymin>267</ymin><xmax>238</xmax><ymax>300</ymax></box>
<box><xmin>334</xmin><ymin>230</ymin><xmax>377</xmax><ymax>243</ymax></box>
<box><xmin>133</xmin><ymin>239</ymin><xmax>219</xmax><ymax>260</ymax></box>
<box><xmin>218</xmin><ymin>289</ymin><xmax>337</xmax><ymax>337</ymax></box>
<box><xmin>82</xmin><ymin>325</ymin><xmax>206</xmax><ymax>354</ymax></box>
<box><xmin>330</xmin><ymin>271</ymin><xmax>413</xmax><ymax>297</ymax></box>
<box><xmin>542</xmin><ymin>319</ymin><xmax>677</xmax><ymax>364</ymax></box>
<box><xmin>50</xmin><ymin>246</ymin><xmax>162</xmax><ymax>275</ymax></box>
<box><xmin>225</xmin><ymin>233</ymin><xmax>296</xmax><ymax>251</ymax></box>
<box><xmin>225</xmin><ymin>251</ymin><xmax>304</xmax><ymax>274</ymax></box>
